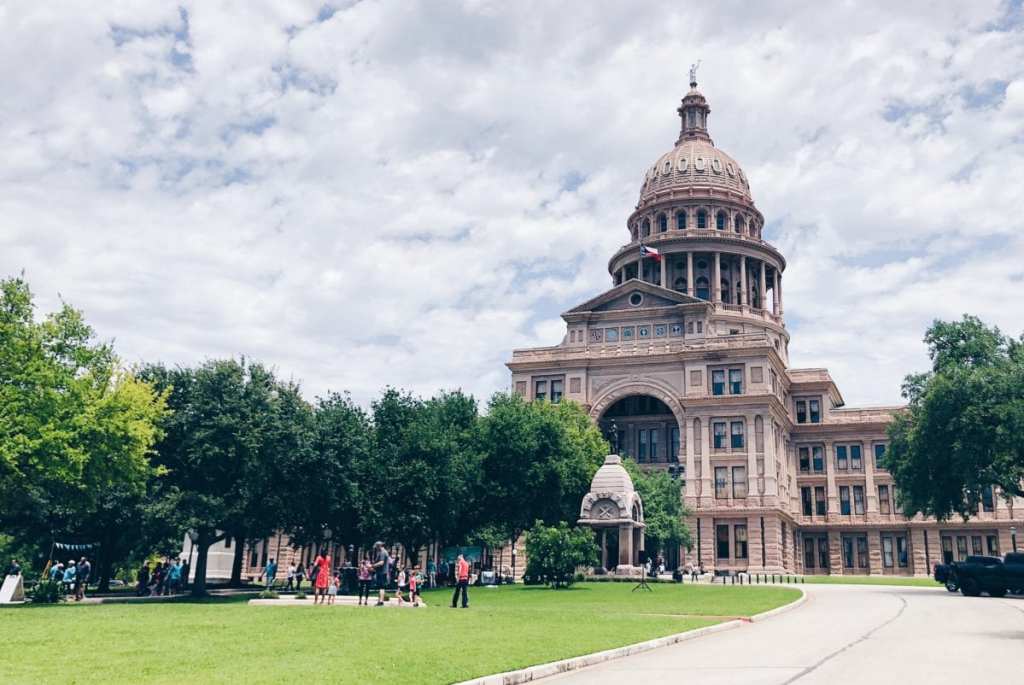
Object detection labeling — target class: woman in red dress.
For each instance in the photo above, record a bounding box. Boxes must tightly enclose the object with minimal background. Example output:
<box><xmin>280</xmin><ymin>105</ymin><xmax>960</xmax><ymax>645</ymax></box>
<box><xmin>313</xmin><ymin>552</ymin><xmax>331</xmax><ymax>605</ymax></box>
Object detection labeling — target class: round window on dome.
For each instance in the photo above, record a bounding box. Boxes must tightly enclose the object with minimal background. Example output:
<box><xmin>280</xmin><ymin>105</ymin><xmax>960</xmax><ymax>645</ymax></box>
<box><xmin>711</xmin><ymin>158</ymin><xmax>722</xmax><ymax>174</ymax></box>
<box><xmin>694</xmin><ymin>157</ymin><xmax>706</xmax><ymax>172</ymax></box>
<box><xmin>629</xmin><ymin>292</ymin><xmax>644</xmax><ymax>307</ymax></box>
<box><xmin>678</xmin><ymin>157</ymin><xmax>689</xmax><ymax>173</ymax></box>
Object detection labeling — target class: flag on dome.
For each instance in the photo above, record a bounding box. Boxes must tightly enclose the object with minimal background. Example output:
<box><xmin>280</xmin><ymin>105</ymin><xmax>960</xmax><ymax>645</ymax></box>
<box><xmin>640</xmin><ymin>244</ymin><xmax>661</xmax><ymax>261</ymax></box>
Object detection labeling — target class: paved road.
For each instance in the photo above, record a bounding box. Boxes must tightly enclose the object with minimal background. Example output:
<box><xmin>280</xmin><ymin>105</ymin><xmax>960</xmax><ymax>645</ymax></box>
<box><xmin>544</xmin><ymin>584</ymin><xmax>1024</xmax><ymax>684</ymax></box>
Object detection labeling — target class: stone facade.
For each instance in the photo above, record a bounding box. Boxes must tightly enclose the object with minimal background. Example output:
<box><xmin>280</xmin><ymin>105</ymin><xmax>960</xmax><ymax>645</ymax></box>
<box><xmin>506</xmin><ymin>78</ymin><xmax>1024</xmax><ymax>577</ymax></box>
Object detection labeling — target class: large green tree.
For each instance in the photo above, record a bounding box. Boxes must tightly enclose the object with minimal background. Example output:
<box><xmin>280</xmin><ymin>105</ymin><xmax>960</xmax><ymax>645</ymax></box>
<box><xmin>886</xmin><ymin>315</ymin><xmax>1024</xmax><ymax>520</ymax></box>
<box><xmin>140</xmin><ymin>359</ymin><xmax>310</xmax><ymax>595</ymax></box>
<box><xmin>0</xmin><ymin>277</ymin><xmax>167</xmax><ymax>582</ymax></box>
<box><xmin>621</xmin><ymin>458</ymin><xmax>692</xmax><ymax>559</ymax></box>
<box><xmin>476</xmin><ymin>394</ymin><xmax>607</xmax><ymax>549</ymax></box>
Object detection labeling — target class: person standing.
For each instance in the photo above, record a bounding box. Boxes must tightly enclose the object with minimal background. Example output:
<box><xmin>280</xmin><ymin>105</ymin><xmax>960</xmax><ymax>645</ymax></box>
<box><xmin>357</xmin><ymin>559</ymin><xmax>372</xmax><ymax>605</ymax></box>
<box><xmin>409</xmin><ymin>568</ymin><xmax>421</xmax><ymax>607</ymax></box>
<box><xmin>137</xmin><ymin>563</ymin><xmax>151</xmax><ymax>596</ymax></box>
<box><xmin>327</xmin><ymin>571</ymin><xmax>339</xmax><ymax>605</ymax></box>
<box><xmin>167</xmin><ymin>559</ymin><xmax>182</xmax><ymax>595</ymax></box>
<box><xmin>427</xmin><ymin>558</ymin><xmax>436</xmax><ymax>589</ymax></box>
<box><xmin>394</xmin><ymin>566</ymin><xmax>407</xmax><ymax>606</ymax></box>
<box><xmin>75</xmin><ymin>556</ymin><xmax>92</xmax><ymax>601</ymax></box>
<box><xmin>450</xmin><ymin>554</ymin><xmax>470</xmax><ymax>609</ymax></box>
<box><xmin>4</xmin><ymin>559</ymin><xmax>21</xmax><ymax>577</ymax></box>
<box><xmin>62</xmin><ymin>560</ymin><xmax>77</xmax><ymax>595</ymax></box>
<box><xmin>313</xmin><ymin>551</ymin><xmax>331</xmax><ymax>605</ymax></box>
<box><xmin>371</xmin><ymin>542</ymin><xmax>391</xmax><ymax>607</ymax></box>
<box><xmin>294</xmin><ymin>562</ymin><xmax>305</xmax><ymax>593</ymax></box>
<box><xmin>285</xmin><ymin>562</ymin><xmax>296</xmax><ymax>591</ymax></box>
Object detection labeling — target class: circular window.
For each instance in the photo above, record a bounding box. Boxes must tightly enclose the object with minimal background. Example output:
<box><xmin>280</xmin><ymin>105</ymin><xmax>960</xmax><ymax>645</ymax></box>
<box><xmin>711</xmin><ymin>158</ymin><xmax>722</xmax><ymax>173</ymax></box>
<box><xmin>697</xmin><ymin>260</ymin><xmax>708</xmax><ymax>269</ymax></box>
<box><xmin>677</xmin><ymin>157</ymin><xmax>689</xmax><ymax>172</ymax></box>
<box><xmin>629</xmin><ymin>292</ymin><xmax>644</xmax><ymax>307</ymax></box>
<box><xmin>694</xmin><ymin>156</ymin><xmax>706</xmax><ymax>172</ymax></box>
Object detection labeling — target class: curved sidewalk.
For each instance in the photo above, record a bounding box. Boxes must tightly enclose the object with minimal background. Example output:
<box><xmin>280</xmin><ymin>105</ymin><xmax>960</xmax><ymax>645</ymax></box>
<box><xmin>542</xmin><ymin>584</ymin><xmax>1024</xmax><ymax>684</ymax></box>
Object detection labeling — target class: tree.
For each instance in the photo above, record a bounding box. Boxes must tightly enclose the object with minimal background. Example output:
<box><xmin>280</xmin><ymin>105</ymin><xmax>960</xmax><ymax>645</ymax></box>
<box><xmin>621</xmin><ymin>459</ymin><xmax>692</xmax><ymax>559</ymax></box>
<box><xmin>887</xmin><ymin>315</ymin><xmax>1024</xmax><ymax>520</ymax></box>
<box><xmin>523</xmin><ymin>520</ymin><xmax>598</xmax><ymax>588</ymax></box>
<box><xmin>0</xmin><ymin>276</ymin><xmax>167</xmax><ymax>581</ymax></box>
<box><xmin>140</xmin><ymin>359</ymin><xmax>309</xmax><ymax>595</ymax></box>
<box><xmin>477</xmin><ymin>394</ymin><xmax>607</xmax><ymax>547</ymax></box>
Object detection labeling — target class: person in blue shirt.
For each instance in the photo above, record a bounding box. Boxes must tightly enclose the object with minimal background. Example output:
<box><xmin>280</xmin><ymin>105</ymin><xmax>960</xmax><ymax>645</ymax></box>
<box><xmin>167</xmin><ymin>559</ymin><xmax>183</xmax><ymax>594</ymax></box>
<box><xmin>262</xmin><ymin>559</ymin><xmax>278</xmax><ymax>589</ymax></box>
<box><xmin>62</xmin><ymin>560</ymin><xmax>77</xmax><ymax>593</ymax></box>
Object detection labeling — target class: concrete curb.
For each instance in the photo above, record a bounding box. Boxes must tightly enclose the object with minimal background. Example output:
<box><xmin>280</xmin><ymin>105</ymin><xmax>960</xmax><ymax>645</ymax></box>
<box><xmin>455</xmin><ymin>586</ymin><xmax>807</xmax><ymax>685</ymax></box>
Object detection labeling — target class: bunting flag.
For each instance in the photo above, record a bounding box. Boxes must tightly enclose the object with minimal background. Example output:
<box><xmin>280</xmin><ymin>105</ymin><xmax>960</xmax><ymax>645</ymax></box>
<box><xmin>54</xmin><ymin>542</ymin><xmax>99</xmax><ymax>552</ymax></box>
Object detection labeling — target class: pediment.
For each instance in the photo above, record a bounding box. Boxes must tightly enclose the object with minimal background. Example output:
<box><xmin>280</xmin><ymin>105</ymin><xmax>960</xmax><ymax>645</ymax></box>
<box><xmin>565</xmin><ymin>279</ymin><xmax>705</xmax><ymax>315</ymax></box>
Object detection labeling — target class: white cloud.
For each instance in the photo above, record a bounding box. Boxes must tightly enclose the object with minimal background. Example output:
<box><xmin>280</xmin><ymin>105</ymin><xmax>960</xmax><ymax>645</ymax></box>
<box><xmin>1</xmin><ymin>0</ymin><xmax>1023</xmax><ymax>407</ymax></box>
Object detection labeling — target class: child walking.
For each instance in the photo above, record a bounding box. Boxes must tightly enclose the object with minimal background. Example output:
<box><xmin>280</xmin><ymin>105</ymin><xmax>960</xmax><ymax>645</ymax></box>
<box><xmin>394</xmin><ymin>566</ymin><xmax>407</xmax><ymax>606</ymax></box>
<box><xmin>357</xmin><ymin>559</ymin><xmax>372</xmax><ymax>605</ymax></box>
<box><xmin>327</xmin><ymin>571</ymin><xmax>339</xmax><ymax>605</ymax></box>
<box><xmin>409</xmin><ymin>568</ymin><xmax>421</xmax><ymax>607</ymax></box>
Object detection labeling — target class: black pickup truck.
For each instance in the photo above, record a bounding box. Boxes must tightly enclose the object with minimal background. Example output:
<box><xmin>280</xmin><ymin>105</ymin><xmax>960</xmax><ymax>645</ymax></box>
<box><xmin>950</xmin><ymin>552</ymin><xmax>1024</xmax><ymax>597</ymax></box>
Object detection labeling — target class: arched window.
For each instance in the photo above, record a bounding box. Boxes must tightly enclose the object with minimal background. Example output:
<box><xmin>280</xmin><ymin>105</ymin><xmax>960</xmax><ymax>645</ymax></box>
<box><xmin>716</xmin><ymin>211</ymin><xmax>726</xmax><ymax>230</ymax></box>
<box><xmin>696</xmin><ymin>276</ymin><xmax>710</xmax><ymax>301</ymax></box>
<box><xmin>749</xmin><ymin>222</ymin><xmax>757</xmax><ymax>238</ymax></box>
<box><xmin>657</xmin><ymin>214</ymin><xmax>668</xmax><ymax>232</ymax></box>
<box><xmin>673</xmin><ymin>277</ymin><xmax>687</xmax><ymax>292</ymax></box>
<box><xmin>697</xmin><ymin>210</ymin><xmax>707</xmax><ymax>229</ymax></box>
<box><xmin>751</xmin><ymin>287</ymin><xmax>760</xmax><ymax>309</ymax></box>
<box><xmin>721</xmin><ymin>279</ymin><xmax>731</xmax><ymax>304</ymax></box>
<box><xmin>676</xmin><ymin>211</ymin><xmax>687</xmax><ymax>230</ymax></box>
<box><xmin>734</xmin><ymin>215</ymin><xmax>745</xmax><ymax>233</ymax></box>
<box><xmin>642</xmin><ymin>218</ymin><xmax>651</xmax><ymax>238</ymax></box>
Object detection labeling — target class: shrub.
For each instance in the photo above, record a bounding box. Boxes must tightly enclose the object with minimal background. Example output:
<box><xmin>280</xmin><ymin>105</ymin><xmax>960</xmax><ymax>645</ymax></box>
<box><xmin>294</xmin><ymin>592</ymin><xmax>307</xmax><ymax>600</ymax></box>
<box><xmin>257</xmin><ymin>590</ymin><xmax>280</xmax><ymax>599</ymax></box>
<box><xmin>523</xmin><ymin>520</ymin><xmax>598</xmax><ymax>589</ymax></box>
<box><xmin>28</xmin><ymin>580</ymin><xmax>66</xmax><ymax>604</ymax></box>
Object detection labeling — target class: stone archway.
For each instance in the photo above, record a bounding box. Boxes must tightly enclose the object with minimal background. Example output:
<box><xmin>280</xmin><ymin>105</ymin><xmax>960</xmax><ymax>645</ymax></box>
<box><xmin>588</xmin><ymin>378</ymin><xmax>685</xmax><ymax>430</ymax></box>
<box><xmin>589</xmin><ymin>379</ymin><xmax>685</xmax><ymax>467</ymax></box>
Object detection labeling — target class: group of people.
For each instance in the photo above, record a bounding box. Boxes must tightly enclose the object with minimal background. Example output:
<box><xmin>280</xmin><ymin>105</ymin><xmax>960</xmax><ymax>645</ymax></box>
<box><xmin>136</xmin><ymin>558</ymin><xmax>188</xmax><ymax>596</ymax></box>
<box><xmin>47</xmin><ymin>556</ymin><xmax>92</xmax><ymax>601</ymax></box>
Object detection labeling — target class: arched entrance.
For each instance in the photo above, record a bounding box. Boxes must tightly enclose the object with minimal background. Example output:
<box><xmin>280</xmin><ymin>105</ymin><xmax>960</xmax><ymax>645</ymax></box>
<box><xmin>597</xmin><ymin>394</ymin><xmax>681</xmax><ymax>467</ymax></box>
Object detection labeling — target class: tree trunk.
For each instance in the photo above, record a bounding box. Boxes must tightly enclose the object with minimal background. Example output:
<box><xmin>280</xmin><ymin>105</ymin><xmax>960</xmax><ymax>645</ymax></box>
<box><xmin>97</xmin><ymin>556</ymin><xmax>113</xmax><ymax>593</ymax></box>
<box><xmin>228</xmin><ymin>534</ymin><xmax>245</xmax><ymax>587</ymax></box>
<box><xmin>191</xmin><ymin>530</ymin><xmax>212</xmax><ymax>598</ymax></box>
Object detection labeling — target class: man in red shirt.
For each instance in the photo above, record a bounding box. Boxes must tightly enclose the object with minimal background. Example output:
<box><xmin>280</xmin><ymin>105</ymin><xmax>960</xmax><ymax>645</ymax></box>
<box><xmin>450</xmin><ymin>554</ymin><xmax>470</xmax><ymax>608</ymax></box>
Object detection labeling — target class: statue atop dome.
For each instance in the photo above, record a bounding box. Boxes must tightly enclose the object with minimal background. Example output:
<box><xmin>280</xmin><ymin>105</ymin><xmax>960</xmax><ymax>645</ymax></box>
<box><xmin>689</xmin><ymin>60</ymin><xmax>701</xmax><ymax>88</ymax></box>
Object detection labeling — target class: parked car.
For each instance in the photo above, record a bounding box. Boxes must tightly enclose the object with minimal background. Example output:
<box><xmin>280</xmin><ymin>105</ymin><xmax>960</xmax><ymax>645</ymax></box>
<box><xmin>954</xmin><ymin>553</ymin><xmax>1024</xmax><ymax>597</ymax></box>
<box><xmin>933</xmin><ymin>562</ymin><xmax>958</xmax><ymax>592</ymax></box>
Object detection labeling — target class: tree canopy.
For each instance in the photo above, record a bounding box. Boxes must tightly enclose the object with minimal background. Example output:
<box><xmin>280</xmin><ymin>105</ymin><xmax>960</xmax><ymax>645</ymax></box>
<box><xmin>887</xmin><ymin>315</ymin><xmax>1024</xmax><ymax>520</ymax></box>
<box><xmin>621</xmin><ymin>458</ymin><xmax>692</xmax><ymax>557</ymax></box>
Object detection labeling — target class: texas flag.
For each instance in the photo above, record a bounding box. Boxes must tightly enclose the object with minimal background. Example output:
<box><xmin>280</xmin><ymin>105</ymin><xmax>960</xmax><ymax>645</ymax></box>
<box><xmin>640</xmin><ymin>244</ymin><xmax>661</xmax><ymax>261</ymax></box>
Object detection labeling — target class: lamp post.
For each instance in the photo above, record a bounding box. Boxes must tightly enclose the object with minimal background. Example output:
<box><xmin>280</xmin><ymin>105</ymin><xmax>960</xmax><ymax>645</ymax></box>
<box><xmin>1011</xmin><ymin>526</ymin><xmax>1018</xmax><ymax>553</ymax></box>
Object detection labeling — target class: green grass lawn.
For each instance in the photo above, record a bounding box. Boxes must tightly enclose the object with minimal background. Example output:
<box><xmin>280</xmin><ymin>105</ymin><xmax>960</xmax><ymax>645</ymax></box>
<box><xmin>1</xmin><ymin>583</ymin><xmax>798</xmax><ymax>684</ymax></box>
<box><xmin>802</xmin><ymin>575</ymin><xmax>942</xmax><ymax>587</ymax></box>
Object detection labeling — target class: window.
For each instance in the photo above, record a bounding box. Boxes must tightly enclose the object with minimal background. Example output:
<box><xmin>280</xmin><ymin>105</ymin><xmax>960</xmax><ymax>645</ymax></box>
<box><xmin>658</xmin><ymin>214</ymin><xmax>667</xmax><ymax>232</ymax></box>
<box><xmin>941</xmin><ymin>536</ymin><xmax>953</xmax><ymax>564</ymax></box>
<box><xmin>676</xmin><ymin>211</ymin><xmax>687</xmax><ymax>230</ymax></box>
<box><xmin>847</xmin><ymin>444</ymin><xmax>861</xmax><ymax>469</ymax></box>
<box><xmin>812</xmin><ymin>446</ymin><xmax>824</xmax><ymax>473</ymax></box>
<box><xmin>713</xmin><ymin>422</ymin><xmax>727</xmax><ymax>449</ymax></box>
<box><xmin>673</xmin><ymin>277</ymin><xmax>687</xmax><ymax>292</ymax></box>
<box><xmin>956</xmin><ymin>536</ymin><xmax>968</xmax><ymax>561</ymax></box>
<box><xmin>732</xmin><ymin>466</ymin><xmax>747</xmax><ymax>498</ymax></box>
<box><xmin>716</xmin><ymin>524</ymin><xmax>730</xmax><ymax>559</ymax></box>
<box><xmin>550</xmin><ymin>379</ymin><xmax>563</xmax><ymax>403</ymax></box>
<box><xmin>697</xmin><ymin>210</ymin><xmax>707</xmax><ymax>229</ymax></box>
<box><xmin>670</xmin><ymin>427</ymin><xmax>680</xmax><ymax>462</ymax></box>
<box><xmin>843</xmin><ymin>536</ymin><xmax>855</xmax><ymax>568</ymax></box>
<box><xmin>642</xmin><ymin>218</ymin><xmax>651</xmax><ymax>237</ymax></box>
<box><xmin>840</xmin><ymin>486</ymin><xmax>851</xmax><ymax>515</ymax></box>
<box><xmin>799</xmin><ymin>447</ymin><xmax>810</xmax><ymax>473</ymax></box>
<box><xmin>801</xmin><ymin>487</ymin><xmax>813</xmax><ymax>515</ymax></box>
<box><xmin>534</xmin><ymin>380</ymin><xmax>547</xmax><ymax>401</ymax></box>
<box><xmin>971</xmin><ymin>536</ymin><xmax>983</xmax><ymax>555</ymax></box>
<box><xmin>818</xmin><ymin>537</ymin><xmax>830</xmax><ymax>568</ymax></box>
<box><xmin>982</xmin><ymin>486</ymin><xmax>994</xmax><ymax>512</ymax></box>
<box><xmin>638</xmin><ymin>429</ymin><xmax>648</xmax><ymax>462</ymax></box>
<box><xmin>874</xmin><ymin>443</ymin><xmax>886</xmax><ymax>469</ymax></box>
<box><xmin>730</xmin><ymin>421</ymin><xmax>744</xmax><ymax>449</ymax></box>
<box><xmin>815</xmin><ymin>486</ymin><xmax>826</xmax><ymax>516</ymax></box>
<box><xmin>796</xmin><ymin>400</ymin><xmax>807</xmax><ymax>424</ymax></box>
<box><xmin>804</xmin><ymin>539</ymin><xmax>816</xmax><ymax>569</ymax></box>
<box><xmin>696</xmin><ymin>277</ymin><xmax>710</xmax><ymax>300</ymax></box>
<box><xmin>734</xmin><ymin>215</ymin><xmax>744</xmax><ymax>233</ymax></box>
<box><xmin>853</xmin><ymin>486</ymin><xmax>865</xmax><ymax>515</ymax></box>
<box><xmin>734</xmin><ymin>524</ymin><xmax>748</xmax><ymax>559</ymax></box>
<box><xmin>729</xmin><ymin>368</ymin><xmax>743</xmax><ymax>394</ymax></box>
<box><xmin>857</xmin><ymin>537</ymin><xmax>868</xmax><ymax>568</ymax></box>
<box><xmin>716</xmin><ymin>211</ymin><xmax>726</xmax><ymax>230</ymax></box>
<box><xmin>650</xmin><ymin>429</ymin><xmax>659</xmax><ymax>462</ymax></box>
<box><xmin>715</xmin><ymin>466</ymin><xmax>728</xmax><ymax>499</ymax></box>
<box><xmin>882</xmin><ymin>536</ymin><xmax>894</xmax><ymax>568</ymax></box>
<box><xmin>987</xmin><ymin>535</ymin><xmax>999</xmax><ymax>555</ymax></box>
<box><xmin>809</xmin><ymin>399</ymin><xmax>821</xmax><ymax>423</ymax></box>
<box><xmin>712</xmin><ymin>370</ymin><xmax>725</xmax><ymax>395</ymax></box>
<box><xmin>879</xmin><ymin>485</ymin><xmax>891</xmax><ymax>514</ymax></box>
<box><xmin>836</xmin><ymin>445</ymin><xmax>848</xmax><ymax>470</ymax></box>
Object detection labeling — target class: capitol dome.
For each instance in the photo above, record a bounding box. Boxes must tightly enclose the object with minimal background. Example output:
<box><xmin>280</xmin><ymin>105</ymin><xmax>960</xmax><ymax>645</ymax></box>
<box><xmin>636</xmin><ymin>81</ymin><xmax>753</xmax><ymax>212</ymax></box>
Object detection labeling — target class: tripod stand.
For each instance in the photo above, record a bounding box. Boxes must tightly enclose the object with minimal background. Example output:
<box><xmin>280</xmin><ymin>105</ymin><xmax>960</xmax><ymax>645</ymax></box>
<box><xmin>632</xmin><ymin>573</ymin><xmax>652</xmax><ymax>592</ymax></box>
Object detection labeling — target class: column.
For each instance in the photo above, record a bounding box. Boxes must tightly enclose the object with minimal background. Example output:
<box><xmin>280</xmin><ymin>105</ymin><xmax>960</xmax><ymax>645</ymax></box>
<box><xmin>759</xmin><ymin>261</ymin><xmax>767</xmax><ymax>311</ymax></box>
<box><xmin>910</xmin><ymin>528</ymin><xmax>928</xmax><ymax>576</ymax></box>
<box><xmin>713</xmin><ymin>252</ymin><xmax>721</xmax><ymax>303</ymax></box>
<box><xmin>773</xmin><ymin>268</ymin><xmax>780</xmax><ymax>315</ymax></box>
<box><xmin>746</xmin><ymin>415</ymin><xmax>758</xmax><ymax>504</ymax></box>
<box><xmin>825</xmin><ymin>440</ymin><xmax>838</xmax><ymax>516</ymax></box>
<box><xmin>660</xmin><ymin>256</ymin><xmax>667</xmax><ymax>288</ymax></box>
<box><xmin>778</xmin><ymin>274</ymin><xmax>784</xmax><ymax>315</ymax></box>
<box><xmin>618</xmin><ymin>523</ymin><xmax>633</xmax><ymax>567</ymax></box>
<box><xmin>683</xmin><ymin>414</ymin><xmax>697</xmax><ymax>506</ymax></box>
<box><xmin>686</xmin><ymin>252</ymin><xmax>694</xmax><ymax>294</ymax></box>
<box><xmin>749</xmin><ymin>515</ymin><xmax>764</xmax><ymax>572</ymax></box>
<box><xmin>601</xmin><ymin>530</ymin><xmax>608</xmax><ymax>570</ymax></box>
<box><xmin>739</xmin><ymin>255</ymin><xmax>747</xmax><ymax>306</ymax></box>
<box><xmin>865</xmin><ymin>441</ymin><xmax>877</xmax><ymax>515</ymax></box>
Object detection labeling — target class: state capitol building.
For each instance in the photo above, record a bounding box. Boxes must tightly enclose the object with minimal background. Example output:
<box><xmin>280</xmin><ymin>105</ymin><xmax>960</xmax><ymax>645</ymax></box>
<box><xmin>506</xmin><ymin>76</ymin><xmax>1023</xmax><ymax>577</ymax></box>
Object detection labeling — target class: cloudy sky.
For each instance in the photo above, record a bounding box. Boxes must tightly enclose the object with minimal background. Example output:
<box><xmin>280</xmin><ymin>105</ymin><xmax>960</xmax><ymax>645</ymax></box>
<box><xmin>3</xmin><ymin>1</ymin><xmax>1023</xmax><ymax>408</ymax></box>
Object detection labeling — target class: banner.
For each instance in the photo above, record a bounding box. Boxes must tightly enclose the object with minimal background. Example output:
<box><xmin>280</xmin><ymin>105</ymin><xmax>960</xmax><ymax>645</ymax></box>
<box><xmin>54</xmin><ymin>542</ymin><xmax>100</xmax><ymax>552</ymax></box>
<box><xmin>440</xmin><ymin>546</ymin><xmax>482</xmax><ymax>564</ymax></box>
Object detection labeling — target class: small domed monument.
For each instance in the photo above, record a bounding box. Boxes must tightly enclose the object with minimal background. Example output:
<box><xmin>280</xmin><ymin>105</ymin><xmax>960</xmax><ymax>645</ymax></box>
<box><xmin>578</xmin><ymin>455</ymin><xmax>645</xmax><ymax>574</ymax></box>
